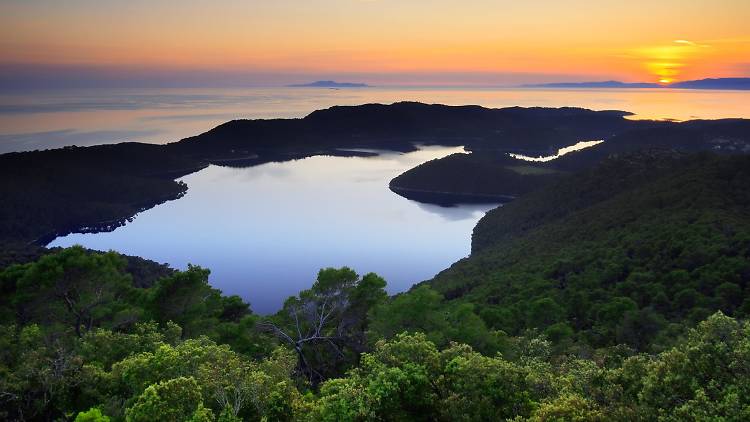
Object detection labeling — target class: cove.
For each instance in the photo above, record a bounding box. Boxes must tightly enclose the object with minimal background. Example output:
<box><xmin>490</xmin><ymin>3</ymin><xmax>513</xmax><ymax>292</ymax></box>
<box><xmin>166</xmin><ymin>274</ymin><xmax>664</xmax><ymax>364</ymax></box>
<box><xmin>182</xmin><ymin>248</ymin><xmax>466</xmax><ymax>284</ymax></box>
<box><xmin>49</xmin><ymin>145</ymin><xmax>499</xmax><ymax>313</ymax></box>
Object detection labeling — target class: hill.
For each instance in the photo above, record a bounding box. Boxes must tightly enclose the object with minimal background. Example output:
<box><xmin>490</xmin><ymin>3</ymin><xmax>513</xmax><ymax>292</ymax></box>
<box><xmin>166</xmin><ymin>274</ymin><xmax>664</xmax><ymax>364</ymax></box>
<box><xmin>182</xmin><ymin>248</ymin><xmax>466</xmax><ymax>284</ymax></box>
<box><xmin>389</xmin><ymin>118</ymin><xmax>750</xmax><ymax>203</ymax></box>
<box><xmin>414</xmin><ymin>151</ymin><xmax>750</xmax><ymax>351</ymax></box>
<box><xmin>0</xmin><ymin>143</ymin><xmax>204</xmax><ymax>249</ymax></box>
<box><xmin>525</xmin><ymin>77</ymin><xmax>750</xmax><ymax>90</ymax></box>
<box><xmin>168</xmin><ymin>102</ymin><xmax>639</xmax><ymax>159</ymax></box>
<box><xmin>287</xmin><ymin>80</ymin><xmax>370</xmax><ymax>88</ymax></box>
<box><xmin>1</xmin><ymin>149</ymin><xmax>750</xmax><ymax>420</ymax></box>
<box><xmin>671</xmin><ymin>77</ymin><xmax>750</xmax><ymax>90</ymax></box>
<box><xmin>389</xmin><ymin>152</ymin><xmax>559</xmax><ymax>205</ymax></box>
<box><xmin>525</xmin><ymin>80</ymin><xmax>660</xmax><ymax>88</ymax></box>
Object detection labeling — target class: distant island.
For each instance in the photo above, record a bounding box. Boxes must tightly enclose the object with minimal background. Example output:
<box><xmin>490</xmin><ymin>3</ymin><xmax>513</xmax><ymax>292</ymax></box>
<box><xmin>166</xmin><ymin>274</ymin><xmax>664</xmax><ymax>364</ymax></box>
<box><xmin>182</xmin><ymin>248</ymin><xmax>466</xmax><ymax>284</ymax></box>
<box><xmin>287</xmin><ymin>80</ymin><xmax>370</xmax><ymax>88</ymax></box>
<box><xmin>525</xmin><ymin>77</ymin><xmax>750</xmax><ymax>90</ymax></box>
<box><xmin>525</xmin><ymin>81</ymin><xmax>660</xmax><ymax>89</ymax></box>
<box><xmin>670</xmin><ymin>78</ymin><xmax>750</xmax><ymax>90</ymax></box>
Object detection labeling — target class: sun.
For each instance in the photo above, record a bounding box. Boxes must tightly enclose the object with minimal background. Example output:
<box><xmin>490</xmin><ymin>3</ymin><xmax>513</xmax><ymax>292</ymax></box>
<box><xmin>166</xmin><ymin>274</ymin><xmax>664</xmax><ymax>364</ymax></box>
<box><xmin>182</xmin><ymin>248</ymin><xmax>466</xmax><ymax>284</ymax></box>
<box><xmin>659</xmin><ymin>78</ymin><xmax>672</xmax><ymax>84</ymax></box>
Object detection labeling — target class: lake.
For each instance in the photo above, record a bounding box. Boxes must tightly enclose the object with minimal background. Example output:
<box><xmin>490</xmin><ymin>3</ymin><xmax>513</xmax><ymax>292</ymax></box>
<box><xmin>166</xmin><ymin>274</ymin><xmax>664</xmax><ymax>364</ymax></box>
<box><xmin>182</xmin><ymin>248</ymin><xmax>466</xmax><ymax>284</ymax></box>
<box><xmin>15</xmin><ymin>86</ymin><xmax>750</xmax><ymax>312</ymax></box>
<box><xmin>49</xmin><ymin>145</ymin><xmax>498</xmax><ymax>313</ymax></box>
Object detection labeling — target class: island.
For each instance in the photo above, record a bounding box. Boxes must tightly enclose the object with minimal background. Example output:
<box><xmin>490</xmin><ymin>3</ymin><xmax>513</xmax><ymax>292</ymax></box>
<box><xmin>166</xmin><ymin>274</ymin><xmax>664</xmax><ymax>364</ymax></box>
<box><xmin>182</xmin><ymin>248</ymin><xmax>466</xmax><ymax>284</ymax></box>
<box><xmin>524</xmin><ymin>77</ymin><xmax>750</xmax><ymax>90</ymax></box>
<box><xmin>524</xmin><ymin>81</ymin><xmax>661</xmax><ymax>89</ymax></box>
<box><xmin>287</xmin><ymin>80</ymin><xmax>370</xmax><ymax>88</ymax></box>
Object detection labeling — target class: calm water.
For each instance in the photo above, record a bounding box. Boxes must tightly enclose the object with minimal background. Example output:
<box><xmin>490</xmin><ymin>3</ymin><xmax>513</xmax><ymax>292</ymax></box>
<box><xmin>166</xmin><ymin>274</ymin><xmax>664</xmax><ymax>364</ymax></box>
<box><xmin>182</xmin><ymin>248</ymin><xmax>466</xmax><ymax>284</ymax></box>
<box><xmin>16</xmin><ymin>86</ymin><xmax>750</xmax><ymax>312</ymax></box>
<box><xmin>49</xmin><ymin>146</ymin><xmax>497</xmax><ymax>313</ymax></box>
<box><xmin>2</xmin><ymin>87</ymin><xmax>749</xmax><ymax>153</ymax></box>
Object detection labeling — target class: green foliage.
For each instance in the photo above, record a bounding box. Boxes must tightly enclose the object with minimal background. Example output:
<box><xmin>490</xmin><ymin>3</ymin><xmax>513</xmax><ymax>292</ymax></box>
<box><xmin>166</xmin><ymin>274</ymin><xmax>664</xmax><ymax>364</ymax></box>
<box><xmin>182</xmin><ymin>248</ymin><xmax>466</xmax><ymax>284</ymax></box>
<box><xmin>3</xmin><ymin>152</ymin><xmax>750</xmax><ymax>420</ymax></box>
<box><xmin>125</xmin><ymin>376</ymin><xmax>212</xmax><ymax>422</ymax></box>
<box><xmin>263</xmin><ymin>267</ymin><xmax>388</xmax><ymax>385</ymax></box>
<box><xmin>79</xmin><ymin>322</ymin><xmax>176</xmax><ymax>370</ymax></box>
<box><xmin>0</xmin><ymin>246</ymin><xmax>750</xmax><ymax>421</ymax></box>
<box><xmin>75</xmin><ymin>407</ymin><xmax>111</xmax><ymax>422</ymax></box>
<box><xmin>7</xmin><ymin>245</ymin><xmax>134</xmax><ymax>337</ymax></box>
<box><xmin>313</xmin><ymin>332</ymin><xmax>540</xmax><ymax>421</ymax></box>
<box><xmin>638</xmin><ymin>312</ymin><xmax>750</xmax><ymax>420</ymax></box>
<box><xmin>425</xmin><ymin>153</ymin><xmax>750</xmax><ymax>352</ymax></box>
<box><xmin>524</xmin><ymin>394</ymin><xmax>605</xmax><ymax>422</ymax></box>
<box><xmin>0</xmin><ymin>247</ymin><xmax>277</xmax><ymax>420</ymax></box>
<box><xmin>0</xmin><ymin>323</ymin><xmax>86</xmax><ymax>420</ymax></box>
<box><xmin>369</xmin><ymin>285</ymin><xmax>449</xmax><ymax>343</ymax></box>
<box><xmin>369</xmin><ymin>285</ymin><xmax>506</xmax><ymax>355</ymax></box>
<box><xmin>148</xmin><ymin>265</ymin><xmax>222</xmax><ymax>338</ymax></box>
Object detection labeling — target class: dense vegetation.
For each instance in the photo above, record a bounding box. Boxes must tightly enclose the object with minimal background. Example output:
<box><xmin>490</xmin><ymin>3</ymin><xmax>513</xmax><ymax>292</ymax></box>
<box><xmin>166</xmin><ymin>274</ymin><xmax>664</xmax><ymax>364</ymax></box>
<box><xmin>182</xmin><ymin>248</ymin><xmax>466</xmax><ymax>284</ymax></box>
<box><xmin>389</xmin><ymin>152</ymin><xmax>558</xmax><ymax>205</ymax></box>
<box><xmin>170</xmin><ymin>103</ymin><xmax>638</xmax><ymax>159</ymax></box>
<box><xmin>1</xmin><ymin>105</ymin><xmax>749</xmax><ymax>420</ymax></box>
<box><xmin>389</xmin><ymin>118</ymin><xmax>750</xmax><ymax>203</ymax></box>
<box><xmin>1</xmin><ymin>151</ymin><xmax>750</xmax><ymax>420</ymax></box>
<box><xmin>0</xmin><ymin>143</ymin><xmax>201</xmax><ymax>248</ymax></box>
<box><xmin>421</xmin><ymin>151</ymin><xmax>750</xmax><ymax>352</ymax></box>
<box><xmin>1</xmin><ymin>247</ymin><xmax>749</xmax><ymax>420</ymax></box>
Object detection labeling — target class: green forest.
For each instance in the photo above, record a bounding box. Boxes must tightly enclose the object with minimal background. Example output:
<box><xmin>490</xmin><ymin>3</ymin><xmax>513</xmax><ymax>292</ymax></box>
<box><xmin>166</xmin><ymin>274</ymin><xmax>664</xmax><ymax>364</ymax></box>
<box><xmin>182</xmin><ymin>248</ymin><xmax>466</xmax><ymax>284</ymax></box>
<box><xmin>2</xmin><ymin>151</ymin><xmax>749</xmax><ymax>421</ymax></box>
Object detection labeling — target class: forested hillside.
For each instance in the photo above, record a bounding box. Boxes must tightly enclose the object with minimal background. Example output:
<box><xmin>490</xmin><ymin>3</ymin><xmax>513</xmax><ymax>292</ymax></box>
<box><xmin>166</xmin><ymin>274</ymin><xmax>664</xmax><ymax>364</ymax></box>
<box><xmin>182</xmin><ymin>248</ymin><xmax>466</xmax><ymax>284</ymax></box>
<box><xmin>389</xmin><ymin>152</ymin><xmax>558</xmax><ymax>205</ymax></box>
<box><xmin>2</xmin><ymin>151</ymin><xmax>750</xmax><ymax>420</ymax></box>
<box><xmin>388</xmin><ymin>118</ymin><xmax>750</xmax><ymax>203</ymax></box>
<box><xmin>423</xmin><ymin>151</ymin><xmax>750</xmax><ymax>351</ymax></box>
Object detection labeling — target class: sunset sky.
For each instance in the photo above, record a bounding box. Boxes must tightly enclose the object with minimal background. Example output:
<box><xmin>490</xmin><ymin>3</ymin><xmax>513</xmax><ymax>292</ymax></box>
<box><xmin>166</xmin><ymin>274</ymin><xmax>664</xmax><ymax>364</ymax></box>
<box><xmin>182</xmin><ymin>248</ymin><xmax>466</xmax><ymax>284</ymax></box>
<box><xmin>2</xmin><ymin>0</ymin><xmax>749</xmax><ymax>87</ymax></box>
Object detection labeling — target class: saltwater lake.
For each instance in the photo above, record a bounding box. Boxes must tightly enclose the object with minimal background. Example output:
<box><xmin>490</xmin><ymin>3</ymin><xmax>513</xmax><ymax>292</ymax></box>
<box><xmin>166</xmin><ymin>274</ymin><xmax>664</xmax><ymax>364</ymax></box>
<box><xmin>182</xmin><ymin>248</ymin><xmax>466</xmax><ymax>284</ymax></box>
<box><xmin>11</xmin><ymin>86</ymin><xmax>749</xmax><ymax>312</ymax></box>
<box><xmin>49</xmin><ymin>145</ymin><xmax>497</xmax><ymax>313</ymax></box>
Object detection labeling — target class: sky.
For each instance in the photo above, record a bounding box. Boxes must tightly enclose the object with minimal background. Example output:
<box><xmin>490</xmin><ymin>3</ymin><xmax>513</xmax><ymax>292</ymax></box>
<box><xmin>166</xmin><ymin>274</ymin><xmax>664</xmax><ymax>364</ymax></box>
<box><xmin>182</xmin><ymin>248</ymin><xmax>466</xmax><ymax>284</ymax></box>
<box><xmin>1</xmin><ymin>0</ymin><xmax>749</xmax><ymax>87</ymax></box>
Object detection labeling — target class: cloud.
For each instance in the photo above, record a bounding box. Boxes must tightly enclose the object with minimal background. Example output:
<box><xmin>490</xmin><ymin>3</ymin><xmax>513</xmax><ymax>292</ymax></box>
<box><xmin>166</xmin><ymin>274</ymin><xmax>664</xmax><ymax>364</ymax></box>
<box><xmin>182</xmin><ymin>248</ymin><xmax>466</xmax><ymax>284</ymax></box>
<box><xmin>673</xmin><ymin>40</ymin><xmax>710</xmax><ymax>48</ymax></box>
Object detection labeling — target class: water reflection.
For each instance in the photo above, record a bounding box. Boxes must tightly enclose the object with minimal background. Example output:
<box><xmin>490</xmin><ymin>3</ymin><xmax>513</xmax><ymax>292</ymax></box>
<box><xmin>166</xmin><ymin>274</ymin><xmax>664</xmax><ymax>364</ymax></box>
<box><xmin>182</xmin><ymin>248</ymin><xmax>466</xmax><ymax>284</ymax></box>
<box><xmin>509</xmin><ymin>140</ymin><xmax>604</xmax><ymax>162</ymax></box>
<box><xmin>49</xmin><ymin>146</ymin><xmax>498</xmax><ymax>314</ymax></box>
<box><xmin>415</xmin><ymin>202</ymin><xmax>502</xmax><ymax>222</ymax></box>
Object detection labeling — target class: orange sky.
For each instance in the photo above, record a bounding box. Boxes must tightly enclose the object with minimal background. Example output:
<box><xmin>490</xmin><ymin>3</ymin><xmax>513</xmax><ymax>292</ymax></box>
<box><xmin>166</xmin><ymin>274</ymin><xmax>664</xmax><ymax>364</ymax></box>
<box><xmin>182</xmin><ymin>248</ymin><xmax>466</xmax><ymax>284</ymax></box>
<box><xmin>2</xmin><ymin>0</ymin><xmax>749</xmax><ymax>85</ymax></box>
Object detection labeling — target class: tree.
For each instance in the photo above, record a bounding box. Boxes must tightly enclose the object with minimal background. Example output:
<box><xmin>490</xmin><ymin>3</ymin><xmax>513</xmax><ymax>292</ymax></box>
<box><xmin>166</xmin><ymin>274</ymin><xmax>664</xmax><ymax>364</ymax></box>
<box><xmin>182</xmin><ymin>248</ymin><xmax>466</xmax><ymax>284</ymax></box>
<box><xmin>638</xmin><ymin>312</ymin><xmax>750</xmax><ymax>420</ymax></box>
<box><xmin>125</xmin><ymin>377</ymin><xmax>213</xmax><ymax>422</ymax></box>
<box><xmin>369</xmin><ymin>285</ymin><xmax>449</xmax><ymax>345</ymax></box>
<box><xmin>11</xmin><ymin>246</ymin><xmax>133</xmax><ymax>337</ymax></box>
<box><xmin>438</xmin><ymin>343</ymin><xmax>537</xmax><ymax>420</ymax></box>
<box><xmin>113</xmin><ymin>337</ymin><xmax>235</xmax><ymax>400</ymax></box>
<box><xmin>260</xmin><ymin>268</ymin><xmax>387</xmax><ymax>385</ymax></box>
<box><xmin>75</xmin><ymin>407</ymin><xmax>111</xmax><ymax>422</ymax></box>
<box><xmin>615</xmin><ymin>308</ymin><xmax>665</xmax><ymax>351</ymax></box>
<box><xmin>148</xmin><ymin>265</ymin><xmax>222</xmax><ymax>338</ymax></box>
<box><xmin>314</xmin><ymin>332</ymin><xmax>441</xmax><ymax>421</ymax></box>
<box><xmin>369</xmin><ymin>286</ymin><xmax>505</xmax><ymax>354</ymax></box>
<box><xmin>218</xmin><ymin>295</ymin><xmax>251</xmax><ymax>323</ymax></box>
<box><xmin>525</xmin><ymin>394</ymin><xmax>605</xmax><ymax>421</ymax></box>
<box><xmin>196</xmin><ymin>345</ymin><xmax>253</xmax><ymax>419</ymax></box>
<box><xmin>78</xmin><ymin>322</ymin><xmax>176</xmax><ymax>370</ymax></box>
<box><xmin>0</xmin><ymin>323</ymin><xmax>86</xmax><ymax>420</ymax></box>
